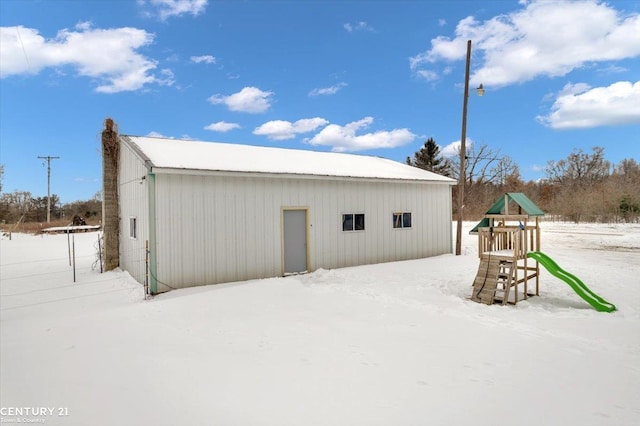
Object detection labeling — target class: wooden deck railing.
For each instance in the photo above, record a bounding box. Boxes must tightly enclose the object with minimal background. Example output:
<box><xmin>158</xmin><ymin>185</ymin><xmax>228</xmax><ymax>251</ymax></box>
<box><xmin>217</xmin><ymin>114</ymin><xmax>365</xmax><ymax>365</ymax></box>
<box><xmin>478</xmin><ymin>226</ymin><xmax>526</xmax><ymax>259</ymax></box>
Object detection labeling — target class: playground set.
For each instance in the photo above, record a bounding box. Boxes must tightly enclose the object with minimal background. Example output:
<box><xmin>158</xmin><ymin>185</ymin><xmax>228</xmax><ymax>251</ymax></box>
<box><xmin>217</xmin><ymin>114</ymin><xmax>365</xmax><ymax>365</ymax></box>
<box><xmin>469</xmin><ymin>193</ymin><xmax>616</xmax><ymax>313</ymax></box>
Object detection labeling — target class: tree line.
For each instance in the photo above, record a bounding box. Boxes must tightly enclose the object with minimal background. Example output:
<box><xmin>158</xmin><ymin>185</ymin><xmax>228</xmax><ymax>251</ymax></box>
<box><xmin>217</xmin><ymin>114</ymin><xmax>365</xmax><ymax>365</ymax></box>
<box><xmin>407</xmin><ymin>139</ymin><xmax>640</xmax><ymax>223</ymax></box>
<box><xmin>0</xmin><ymin>192</ymin><xmax>102</xmax><ymax>225</ymax></box>
<box><xmin>0</xmin><ymin>165</ymin><xmax>102</xmax><ymax>225</ymax></box>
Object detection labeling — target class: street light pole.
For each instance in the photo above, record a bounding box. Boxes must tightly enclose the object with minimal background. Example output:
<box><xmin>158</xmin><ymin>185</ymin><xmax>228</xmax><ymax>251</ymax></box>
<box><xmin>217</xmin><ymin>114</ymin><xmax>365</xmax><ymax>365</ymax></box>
<box><xmin>455</xmin><ymin>40</ymin><xmax>472</xmax><ymax>256</ymax></box>
<box><xmin>455</xmin><ymin>41</ymin><xmax>485</xmax><ymax>255</ymax></box>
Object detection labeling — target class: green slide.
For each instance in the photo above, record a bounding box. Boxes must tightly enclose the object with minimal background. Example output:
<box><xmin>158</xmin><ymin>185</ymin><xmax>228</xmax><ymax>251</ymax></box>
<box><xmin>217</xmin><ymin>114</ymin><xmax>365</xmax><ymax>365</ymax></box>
<box><xmin>527</xmin><ymin>251</ymin><xmax>616</xmax><ymax>313</ymax></box>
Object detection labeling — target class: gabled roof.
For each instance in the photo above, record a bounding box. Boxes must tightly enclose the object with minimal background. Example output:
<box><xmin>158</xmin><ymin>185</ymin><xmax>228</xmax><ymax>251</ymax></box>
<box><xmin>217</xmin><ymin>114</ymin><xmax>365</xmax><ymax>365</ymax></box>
<box><xmin>122</xmin><ymin>135</ymin><xmax>456</xmax><ymax>183</ymax></box>
<box><xmin>470</xmin><ymin>193</ymin><xmax>544</xmax><ymax>234</ymax></box>
<box><xmin>485</xmin><ymin>193</ymin><xmax>545</xmax><ymax>216</ymax></box>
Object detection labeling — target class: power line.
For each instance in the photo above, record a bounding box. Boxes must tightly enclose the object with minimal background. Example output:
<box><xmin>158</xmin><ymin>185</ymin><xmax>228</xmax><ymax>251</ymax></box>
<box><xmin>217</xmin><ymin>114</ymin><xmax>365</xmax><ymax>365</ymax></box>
<box><xmin>37</xmin><ymin>155</ymin><xmax>60</xmax><ymax>223</ymax></box>
<box><xmin>15</xmin><ymin>26</ymin><xmax>31</xmax><ymax>72</ymax></box>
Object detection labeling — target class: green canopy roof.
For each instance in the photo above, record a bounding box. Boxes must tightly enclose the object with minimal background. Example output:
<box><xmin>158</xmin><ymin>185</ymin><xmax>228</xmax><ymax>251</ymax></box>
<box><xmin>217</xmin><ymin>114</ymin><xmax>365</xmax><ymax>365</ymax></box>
<box><xmin>485</xmin><ymin>193</ymin><xmax>544</xmax><ymax>216</ymax></box>
<box><xmin>470</xmin><ymin>193</ymin><xmax>544</xmax><ymax>234</ymax></box>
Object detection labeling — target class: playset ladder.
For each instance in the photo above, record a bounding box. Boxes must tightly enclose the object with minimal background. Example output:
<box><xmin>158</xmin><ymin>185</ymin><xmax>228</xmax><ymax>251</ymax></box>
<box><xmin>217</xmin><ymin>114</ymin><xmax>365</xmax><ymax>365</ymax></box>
<box><xmin>471</xmin><ymin>257</ymin><xmax>515</xmax><ymax>305</ymax></box>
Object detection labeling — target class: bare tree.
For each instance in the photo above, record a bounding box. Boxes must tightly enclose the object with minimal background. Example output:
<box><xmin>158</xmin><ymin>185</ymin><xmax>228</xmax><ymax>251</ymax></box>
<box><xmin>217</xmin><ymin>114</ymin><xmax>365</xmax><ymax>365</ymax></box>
<box><xmin>448</xmin><ymin>143</ymin><xmax>515</xmax><ymax>185</ymax></box>
<box><xmin>446</xmin><ymin>143</ymin><xmax>521</xmax><ymax>217</ymax></box>
<box><xmin>0</xmin><ymin>191</ymin><xmax>33</xmax><ymax>223</ymax></box>
<box><xmin>613</xmin><ymin>158</ymin><xmax>640</xmax><ymax>180</ymax></box>
<box><xmin>545</xmin><ymin>147</ymin><xmax>610</xmax><ymax>187</ymax></box>
<box><xmin>544</xmin><ymin>147</ymin><xmax>616</xmax><ymax>222</ymax></box>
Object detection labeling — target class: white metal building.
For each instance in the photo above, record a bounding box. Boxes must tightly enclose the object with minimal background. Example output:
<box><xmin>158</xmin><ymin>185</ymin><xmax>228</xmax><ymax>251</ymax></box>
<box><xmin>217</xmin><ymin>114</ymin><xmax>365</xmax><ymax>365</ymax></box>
<box><xmin>115</xmin><ymin>135</ymin><xmax>456</xmax><ymax>294</ymax></box>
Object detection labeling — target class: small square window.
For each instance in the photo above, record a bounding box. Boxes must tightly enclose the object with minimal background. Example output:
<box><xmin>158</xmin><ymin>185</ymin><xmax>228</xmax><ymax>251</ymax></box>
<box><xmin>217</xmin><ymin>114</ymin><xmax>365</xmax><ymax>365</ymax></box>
<box><xmin>403</xmin><ymin>212</ymin><xmax>412</xmax><ymax>228</ymax></box>
<box><xmin>342</xmin><ymin>213</ymin><xmax>365</xmax><ymax>231</ymax></box>
<box><xmin>342</xmin><ymin>214</ymin><xmax>353</xmax><ymax>231</ymax></box>
<box><xmin>393</xmin><ymin>212</ymin><xmax>412</xmax><ymax>229</ymax></box>
<box><xmin>129</xmin><ymin>217</ymin><xmax>137</xmax><ymax>239</ymax></box>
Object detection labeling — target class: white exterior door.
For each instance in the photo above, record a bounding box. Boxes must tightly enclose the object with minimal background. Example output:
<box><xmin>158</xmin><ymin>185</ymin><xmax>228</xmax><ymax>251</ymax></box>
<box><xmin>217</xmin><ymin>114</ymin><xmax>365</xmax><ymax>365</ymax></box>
<box><xmin>283</xmin><ymin>209</ymin><xmax>307</xmax><ymax>274</ymax></box>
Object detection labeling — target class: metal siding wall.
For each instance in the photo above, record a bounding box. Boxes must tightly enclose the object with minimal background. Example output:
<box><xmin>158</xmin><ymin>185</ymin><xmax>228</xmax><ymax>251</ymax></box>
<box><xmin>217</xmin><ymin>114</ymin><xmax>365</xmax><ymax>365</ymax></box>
<box><xmin>152</xmin><ymin>173</ymin><xmax>452</xmax><ymax>290</ymax></box>
<box><xmin>118</xmin><ymin>142</ymin><xmax>149</xmax><ymax>284</ymax></box>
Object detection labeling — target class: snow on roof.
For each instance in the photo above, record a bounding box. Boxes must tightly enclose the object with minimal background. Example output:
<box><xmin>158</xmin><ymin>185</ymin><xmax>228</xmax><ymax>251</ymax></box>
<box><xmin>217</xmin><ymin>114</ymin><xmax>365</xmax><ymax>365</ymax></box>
<box><xmin>123</xmin><ymin>135</ymin><xmax>455</xmax><ymax>183</ymax></box>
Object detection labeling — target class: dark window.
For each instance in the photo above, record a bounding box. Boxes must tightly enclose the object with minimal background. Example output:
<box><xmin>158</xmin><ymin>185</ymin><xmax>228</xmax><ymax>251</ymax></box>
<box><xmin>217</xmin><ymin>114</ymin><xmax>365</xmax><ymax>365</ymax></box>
<box><xmin>129</xmin><ymin>217</ymin><xmax>137</xmax><ymax>239</ymax></box>
<box><xmin>393</xmin><ymin>212</ymin><xmax>412</xmax><ymax>229</ymax></box>
<box><xmin>343</xmin><ymin>213</ymin><xmax>365</xmax><ymax>231</ymax></box>
<box><xmin>342</xmin><ymin>214</ymin><xmax>353</xmax><ymax>231</ymax></box>
<box><xmin>403</xmin><ymin>212</ymin><xmax>412</xmax><ymax>228</ymax></box>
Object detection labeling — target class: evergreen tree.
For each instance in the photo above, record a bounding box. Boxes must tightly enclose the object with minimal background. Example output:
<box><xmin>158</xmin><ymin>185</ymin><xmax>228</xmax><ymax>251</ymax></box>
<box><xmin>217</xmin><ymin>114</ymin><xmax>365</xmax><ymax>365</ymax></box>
<box><xmin>406</xmin><ymin>138</ymin><xmax>452</xmax><ymax>176</ymax></box>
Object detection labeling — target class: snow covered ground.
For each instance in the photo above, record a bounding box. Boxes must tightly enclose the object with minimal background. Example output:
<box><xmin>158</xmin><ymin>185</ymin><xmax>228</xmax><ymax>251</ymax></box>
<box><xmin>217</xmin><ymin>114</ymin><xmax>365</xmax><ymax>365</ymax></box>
<box><xmin>1</xmin><ymin>222</ymin><xmax>639</xmax><ymax>426</ymax></box>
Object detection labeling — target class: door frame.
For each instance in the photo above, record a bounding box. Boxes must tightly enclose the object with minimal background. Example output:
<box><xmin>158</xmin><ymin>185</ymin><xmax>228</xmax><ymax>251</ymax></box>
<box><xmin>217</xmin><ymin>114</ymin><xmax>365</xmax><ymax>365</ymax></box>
<box><xmin>281</xmin><ymin>207</ymin><xmax>310</xmax><ymax>275</ymax></box>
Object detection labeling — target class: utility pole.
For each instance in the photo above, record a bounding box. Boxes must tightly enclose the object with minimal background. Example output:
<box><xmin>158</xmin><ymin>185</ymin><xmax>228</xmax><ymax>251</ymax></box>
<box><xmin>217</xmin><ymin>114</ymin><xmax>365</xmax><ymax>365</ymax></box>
<box><xmin>455</xmin><ymin>40</ymin><xmax>484</xmax><ymax>255</ymax></box>
<box><xmin>38</xmin><ymin>155</ymin><xmax>60</xmax><ymax>223</ymax></box>
<box><xmin>455</xmin><ymin>40</ymin><xmax>472</xmax><ymax>256</ymax></box>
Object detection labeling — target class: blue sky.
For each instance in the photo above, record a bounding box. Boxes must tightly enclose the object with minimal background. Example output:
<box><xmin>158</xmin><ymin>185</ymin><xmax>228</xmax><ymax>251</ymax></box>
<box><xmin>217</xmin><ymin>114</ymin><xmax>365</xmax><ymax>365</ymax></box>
<box><xmin>1</xmin><ymin>0</ymin><xmax>639</xmax><ymax>203</ymax></box>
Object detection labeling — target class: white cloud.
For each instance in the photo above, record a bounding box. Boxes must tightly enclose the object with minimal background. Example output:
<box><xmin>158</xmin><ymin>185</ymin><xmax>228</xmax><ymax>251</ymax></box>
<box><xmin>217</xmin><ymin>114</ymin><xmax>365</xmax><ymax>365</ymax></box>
<box><xmin>190</xmin><ymin>55</ymin><xmax>215</xmax><ymax>64</ymax></box>
<box><xmin>138</xmin><ymin>0</ymin><xmax>207</xmax><ymax>21</ymax></box>
<box><xmin>165</xmin><ymin>53</ymin><xmax>180</xmax><ymax>62</ymax></box>
<box><xmin>208</xmin><ymin>86</ymin><xmax>273</xmax><ymax>113</ymax></box>
<box><xmin>537</xmin><ymin>80</ymin><xmax>640</xmax><ymax>129</ymax></box>
<box><xmin>599</xmin><ymin>64</ymin><xmax>628</xmax><ymax>74</ymax></box>
<box><xmin>410</xmin><ymin>1</ymin><xmax>640</xmax><ymax>87</ymax></box>
<box><xmin>0</xmin><ymin>23</ymin><xmax>164</xmax><ymax>93</ymax></box>
<box><xmin>147</xmin><ymin>131</ymin><xmax>194</xmax><ymax>139</ymax></box>
<box><xmin>204</xmin><ymin>121</ymin><xmax>241</xmax><ymax>132</ymax></box>
<box><xmin>253</xmin><ymin>118</ymin><xmax>329</xmax><ymax>140</ymax></box>
<box><xmin>441</xmin><ymin>138</ymin><xmax>473</xmax><ymax>158</ymax></box>
<box><xmin>343</xmin><ymin>22</ymin><xmax>375</xmax><ymax>33</ymax></box>
<box><xmin>309</xmin><ymin>82</ymin><xmax>347</xmax><ymax>96</ymax></box>
<box><xmin>156</xmin><ymin>68</ymin><xmax>175</xmax><ymax>86</ymax></box>
<box><xmin>415</xmin><ymin>70</ymin><xmax>439</xmax><ymax>82</ymax></box>
<box><xmin>306</xmin><ymin>117</ymin><xmax>416</xmax><ymax>152</ymax></box>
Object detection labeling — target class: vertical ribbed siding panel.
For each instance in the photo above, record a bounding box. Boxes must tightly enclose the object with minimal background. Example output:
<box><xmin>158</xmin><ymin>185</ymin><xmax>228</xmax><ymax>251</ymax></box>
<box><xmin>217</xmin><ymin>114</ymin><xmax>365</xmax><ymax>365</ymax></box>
<box><xmin>420</xmin><ymin>183</ymin><xmax>432</xmax><ymax>257</ymax></box>
<box><xmin>375</xmin><ymin>182</ymin><xmax>386</xmax><ymax>264</ymax></box>
<box><xmin>213</xmin><ymin>177</ymin><xmax>228</xmax><ymax>284</ymax></box>
<box><xmin>329</xmin><ymin>180</ymin><xmax>340</xmax><ymax>268</ymax></box>
<box><xmin>150</xmin><ymin>172</ymin><xmax>452</xmax><ymax>291</ymax></box>
<box><xmin>186</xmin><ymin>175</ymin><xmax>204</xmax><ymax>286</ymax></box>
<box><xmin>434</xmin><ymin>184</ymin><xmax>451</xmax><ymax>255</ymax></box>
<box><xmin>422</xmin><ymin>183</ymin><xmax>434</xmax><ymax>257</ymax></box>
<box><xmin>336</xmin><ymin>180</ymin><xmax>347</xmax><ymax>269</ymax></box>
<box><xmin>195</xmin><ymin>175</ymin><xmax>208</xmax><ymax>285</ymax></box>
<box><xmin>202</xmin><ymin>176</ymin><xmax>215</xmax><ymax>285</ymax></box>
<box><xmin>267</xmin><ymin>178</ymin><xmax>281</xmax><ymax>277</ymax></box>
<box><xmin>244</xmin><ymin>177</ymin><xmax>259</xmax><ymax>279</ymax></box>
<box><xmin>118</xmin><ymin>141</ymin><xmax>149</xmax><ymax>285</ymax></box>
<box><xmin>155</xmin><ymin>174</ymin><xmax>178</xmax><ymax>289</ymax></box>
<box><xmin>241</xmin><ymin>178</ymin><xmax>252</xmax><ymax>279</ymax></box>
<box><xmin>179</xmin><ymin>175</ymin><xmax>192</xmax><ymax>287</ymax></box>
<box><xmin>316</xmin><ymin>179</ymin><xmax>336</xmax><ymax>269</ymax></box>
<box><xmin>387</xmin><ymin>184</ymin><xmax>398</xmax><ymax>261</ymax></box>
<box><xmin>356</xmin><ymin>182</ymin><xmax>367</xmax><ymax>265</ymax></box>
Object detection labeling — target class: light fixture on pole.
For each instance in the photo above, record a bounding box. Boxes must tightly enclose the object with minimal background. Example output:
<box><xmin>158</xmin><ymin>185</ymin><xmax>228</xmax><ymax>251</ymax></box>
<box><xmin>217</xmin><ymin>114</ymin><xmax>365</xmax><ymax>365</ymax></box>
<box><xmin>455</xmin><ymin>40</ymin><xmax>484</xmax><ymax>256</ymax></box>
